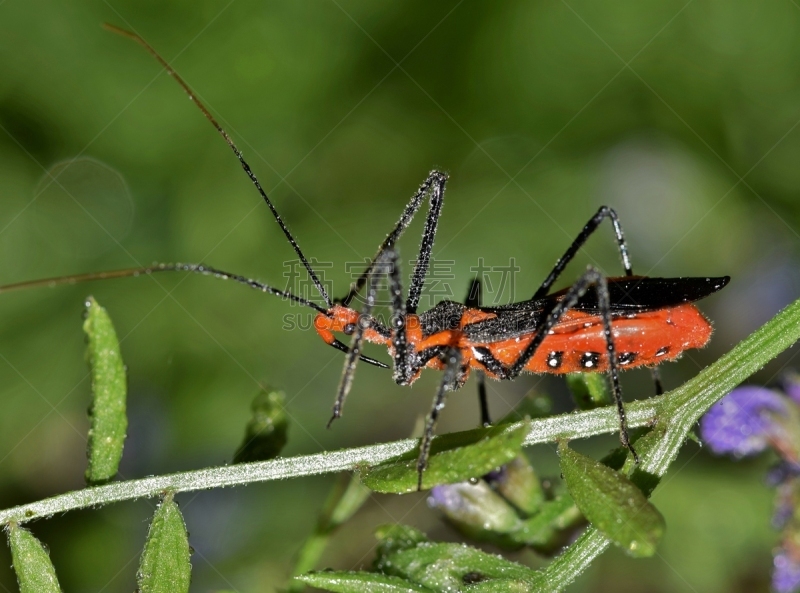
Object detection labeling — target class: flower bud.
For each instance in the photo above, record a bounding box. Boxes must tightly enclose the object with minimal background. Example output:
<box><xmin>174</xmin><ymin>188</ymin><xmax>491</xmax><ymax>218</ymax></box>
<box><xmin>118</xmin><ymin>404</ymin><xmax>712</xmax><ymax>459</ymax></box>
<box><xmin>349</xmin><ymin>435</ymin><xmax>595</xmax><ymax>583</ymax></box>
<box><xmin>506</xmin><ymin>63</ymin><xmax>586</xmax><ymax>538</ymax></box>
<box><xmin>233</xmin><ymin>389</ymin><xmax>288</xmax><ymax>463</ymax></box>
<box><xmin>428</xmin><ymin>481</ymin><xmax>521</xmax><ymax>539</ymax></box>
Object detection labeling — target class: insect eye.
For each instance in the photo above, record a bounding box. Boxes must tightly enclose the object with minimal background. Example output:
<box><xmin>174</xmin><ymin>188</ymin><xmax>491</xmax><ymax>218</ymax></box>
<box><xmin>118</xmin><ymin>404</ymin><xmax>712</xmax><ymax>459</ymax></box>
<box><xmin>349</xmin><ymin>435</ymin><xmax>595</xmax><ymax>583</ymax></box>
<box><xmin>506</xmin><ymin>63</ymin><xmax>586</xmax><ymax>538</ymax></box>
<box><xmin>343</xmin><ymin>323</ymin><xmax>356</xmax><ymax>335</ymax></box>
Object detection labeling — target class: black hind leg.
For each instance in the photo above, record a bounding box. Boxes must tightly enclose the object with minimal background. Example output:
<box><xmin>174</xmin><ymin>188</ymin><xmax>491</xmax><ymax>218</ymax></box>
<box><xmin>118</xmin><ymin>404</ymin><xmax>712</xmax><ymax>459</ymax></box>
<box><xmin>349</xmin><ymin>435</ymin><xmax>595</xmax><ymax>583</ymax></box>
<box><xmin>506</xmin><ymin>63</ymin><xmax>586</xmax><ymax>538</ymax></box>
<box><xmin>532</xmin><ymin>206</ymin><xmax>633</xmax><ymax>300</ymax></box>
<box><xmin>505</xmin><ymin>266</ymin><xmax>638</xmax><ymax>463</ymax></box>
<box><xmin>466</xmin><ymin>278</ymin><xmax>490</xmax><ymax>427</ymax></box>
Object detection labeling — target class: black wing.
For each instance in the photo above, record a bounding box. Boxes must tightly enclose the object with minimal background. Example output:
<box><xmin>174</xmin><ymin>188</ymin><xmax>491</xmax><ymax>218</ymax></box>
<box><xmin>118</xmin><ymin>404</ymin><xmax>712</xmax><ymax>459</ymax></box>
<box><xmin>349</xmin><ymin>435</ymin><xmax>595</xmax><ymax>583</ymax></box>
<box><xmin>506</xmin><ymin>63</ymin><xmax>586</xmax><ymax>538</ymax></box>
<box><xmin>463</xmin><ymin>276</ymin><xmax>729</xmax><ymax>343</ymax></box>
<box><xmin>571</xmin><ymin>276</ymin><xmax>730</xmax><ymax>312</ymax></box>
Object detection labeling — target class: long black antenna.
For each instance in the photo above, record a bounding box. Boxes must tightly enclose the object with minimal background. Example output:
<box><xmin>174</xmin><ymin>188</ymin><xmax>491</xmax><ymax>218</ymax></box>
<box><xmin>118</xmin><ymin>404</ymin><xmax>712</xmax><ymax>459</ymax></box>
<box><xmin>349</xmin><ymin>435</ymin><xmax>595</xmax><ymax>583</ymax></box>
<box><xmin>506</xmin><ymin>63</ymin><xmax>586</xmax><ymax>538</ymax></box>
<box><xmin>0</xmin><ymin>263</ymin><xmax>328</xmax><ymax>314</ymax></box>
<box><xmin>104</xmin><ymin>24</ymin><xmax>333</xmax><ymax>308</ymax></box>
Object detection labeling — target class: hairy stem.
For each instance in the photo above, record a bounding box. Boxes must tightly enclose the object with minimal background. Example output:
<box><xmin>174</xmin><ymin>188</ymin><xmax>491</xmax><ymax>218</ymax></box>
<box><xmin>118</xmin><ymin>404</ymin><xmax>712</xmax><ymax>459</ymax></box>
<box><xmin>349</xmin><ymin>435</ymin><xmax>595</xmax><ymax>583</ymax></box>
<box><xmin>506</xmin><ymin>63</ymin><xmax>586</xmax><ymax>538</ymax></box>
<box><xmin>0</xmin><ymin>402</ymin><xmax>657</xmax><ymax>526</ymax></box>
<box><xmin>0</xmin><ymin>298</ymin><xmax>798</xmax><ymax>535</ymax></box>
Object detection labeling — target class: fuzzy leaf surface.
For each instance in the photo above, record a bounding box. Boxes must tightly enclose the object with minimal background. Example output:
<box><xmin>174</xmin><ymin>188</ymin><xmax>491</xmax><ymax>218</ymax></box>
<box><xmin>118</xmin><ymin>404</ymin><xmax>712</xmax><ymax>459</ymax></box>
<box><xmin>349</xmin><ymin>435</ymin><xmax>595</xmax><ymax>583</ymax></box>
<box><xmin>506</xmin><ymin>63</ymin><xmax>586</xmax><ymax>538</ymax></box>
<box><xmin>558</xmin><ymin>443</ymin><xmax>664</xmax><ymax>557</ymax></box>
<box><xmin>380</xmin><ymin>542</ymin><xmax>536</xmax><ymax>590</ymax></box>
<box><xmin>137</xmin><ymin>492</ymin><xmax>191</xmax><ymax>593</ymax></box>
<box><xmin>7</xmin><ymin>523</ymin><xmax>62</xmax><ymax>593</ymax></box>
<box><xmin>294</xmin><ymin>571</ymin><xmax>434</xmax><ymax>592</ymax></box>
<box><xmin>361</xmin><ymin>422</ymin><xmax>528</xmax><ymax>493</ymax></box>
<box><xmin>84</xmin><ymin>296</ymin><xmax>127</xmax><ymax>485</ymax></box>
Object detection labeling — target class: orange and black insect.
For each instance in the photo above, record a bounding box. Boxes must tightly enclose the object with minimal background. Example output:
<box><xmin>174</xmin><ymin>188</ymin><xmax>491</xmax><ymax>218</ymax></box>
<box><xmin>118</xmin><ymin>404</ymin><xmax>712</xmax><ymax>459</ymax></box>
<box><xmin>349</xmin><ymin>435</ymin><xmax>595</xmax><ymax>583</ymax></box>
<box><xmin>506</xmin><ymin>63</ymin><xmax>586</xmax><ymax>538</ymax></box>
<box><xmin>0</xmin><ymin>26</ymin><xmax>729</xmax><ymax>489</ymax></box>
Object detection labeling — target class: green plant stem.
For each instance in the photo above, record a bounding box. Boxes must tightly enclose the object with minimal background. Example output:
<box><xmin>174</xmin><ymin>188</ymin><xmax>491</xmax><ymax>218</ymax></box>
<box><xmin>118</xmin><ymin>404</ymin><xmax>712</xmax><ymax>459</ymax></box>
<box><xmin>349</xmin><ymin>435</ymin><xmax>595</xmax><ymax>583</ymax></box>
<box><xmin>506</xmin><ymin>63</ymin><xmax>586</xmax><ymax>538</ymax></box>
<box><xmin>1</xmin><ymin>298</ymin><xmax>798</xmax><ymax>537</ymax></box>
<box><xmin>0</xmin><ymin>403</ymin><xmax>658</xmax><ymax>526</ymax></box>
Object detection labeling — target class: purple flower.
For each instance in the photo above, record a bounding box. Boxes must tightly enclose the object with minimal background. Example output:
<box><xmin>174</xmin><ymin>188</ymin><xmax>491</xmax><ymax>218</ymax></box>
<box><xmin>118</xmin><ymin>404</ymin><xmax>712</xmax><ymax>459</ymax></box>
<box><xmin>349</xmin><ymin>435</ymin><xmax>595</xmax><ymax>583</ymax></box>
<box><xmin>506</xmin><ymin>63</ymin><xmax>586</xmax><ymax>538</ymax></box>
<box><xmin>428</xmin><ymin>482</ymin><xmax>520</xmax><ymax>534</ymax></box>
<box><xmin>700</xmin><ymin>386</ymin><xmax>788</xmax><ymax>457</ymax></box>
<box><xmin>428</xmin><ymin>484</ymin><xmax>467</xmax><ymax>514</ymax></box>
<box><xmin>702</xmin><ymin>377</ymin><xmax>800</xmax><ymax>593</ymax></box>
<box><xmin>774</xmin><ymin>549</ymin><xmax>800</xmax><ymax>593</ymax></box>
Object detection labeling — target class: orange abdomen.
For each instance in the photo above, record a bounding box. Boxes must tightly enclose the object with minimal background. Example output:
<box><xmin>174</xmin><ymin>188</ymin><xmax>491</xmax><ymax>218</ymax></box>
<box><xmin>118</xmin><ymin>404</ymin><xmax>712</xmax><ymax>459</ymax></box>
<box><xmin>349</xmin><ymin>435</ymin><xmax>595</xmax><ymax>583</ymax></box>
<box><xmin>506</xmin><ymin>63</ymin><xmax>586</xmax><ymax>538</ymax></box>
<box><xmin>474</xmin><ymin>303</ymin><xmax>712</xmax><ymax>375</ymax></box>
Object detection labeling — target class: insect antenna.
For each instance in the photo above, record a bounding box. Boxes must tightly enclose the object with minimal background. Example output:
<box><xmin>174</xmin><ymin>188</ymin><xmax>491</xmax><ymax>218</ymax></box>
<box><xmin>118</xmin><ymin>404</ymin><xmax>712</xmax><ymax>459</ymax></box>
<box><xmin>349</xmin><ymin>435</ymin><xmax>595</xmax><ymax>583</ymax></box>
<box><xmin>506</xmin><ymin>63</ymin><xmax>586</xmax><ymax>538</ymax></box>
<box><xmin>0</xmin><ymin>263</ymin><xmax>329</xmax><ymax>314</ymax></box>
<box><xmin>103</xmin><ymin>23</ymin><xmax>333</xmax><ymax>309</ymax></box>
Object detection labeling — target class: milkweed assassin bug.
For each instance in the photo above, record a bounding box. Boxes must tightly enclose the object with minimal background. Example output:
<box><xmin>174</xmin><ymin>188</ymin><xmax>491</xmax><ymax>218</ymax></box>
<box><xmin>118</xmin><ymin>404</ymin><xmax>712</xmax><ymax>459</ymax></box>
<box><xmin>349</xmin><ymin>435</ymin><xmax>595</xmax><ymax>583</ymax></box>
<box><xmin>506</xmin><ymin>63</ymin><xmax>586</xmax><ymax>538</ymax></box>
<box><xmin>0</xmin><ymin>26</ymin><xmax>730</xmax><ymax>490</ymax></box>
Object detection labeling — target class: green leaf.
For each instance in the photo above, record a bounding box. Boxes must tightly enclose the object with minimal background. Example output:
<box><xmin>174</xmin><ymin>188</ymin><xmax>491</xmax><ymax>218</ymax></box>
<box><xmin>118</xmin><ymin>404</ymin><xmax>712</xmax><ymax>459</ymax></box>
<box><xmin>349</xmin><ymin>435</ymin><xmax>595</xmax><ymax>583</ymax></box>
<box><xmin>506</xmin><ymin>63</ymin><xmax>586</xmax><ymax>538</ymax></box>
<box><xmin>558</xmin><ymin>442</ymin><xmax>664</xmax><ymax>557</ymax></box>
<box><xmin>509</xmin><ymin>445</ymin><xmax>635</xmax><ymax>552</ymax></box>
<box><xmin>83</xmin><ymin>296</ymin><xmax>127</xmax><ymax>485</ymax></box>
<box><xmin>294</xmin><ymin>571</ymin><xmax>434</xmax><ymax>592</ymax></box>
<box><xmin>360</xmin><ymin>422</ymin><xmax>529</xmax><ymax>493</ymax></box>
<box><xmin>233</xmin><ymin>389</ymin><xmax>289</xmax><ymax>463</ymax></box>
<box><xmin>373</xmin><ymin>524</ymin><xmax>430</xmax><ymax>577</ymax></box>
<box><xmin>137</xmin><ymin>492</ymin><xmax>191</xmax><ymax>593</ymax></box>
<box><xmin>298</xmin><ymin>525</ymin><xmax>542</xmax><ymax>592</ymax></box>
<box><xmin>566</xmin><ymin>373</ymin><xmax>611</xmax><ymax>410</ymax></box>
<box><xmin>7</xmin><ymin>523</ymin><xmax>63</xmax><ymax>593</ymax></box>
<box><xmin>380</xmin><ymin>542</ymin><xmax>536</xmax><ymax>590</ymax></box>
<box><xmin>374</xmin><ymin>524</ymin><xmax>430</xmax><ymax>573</ymax></box>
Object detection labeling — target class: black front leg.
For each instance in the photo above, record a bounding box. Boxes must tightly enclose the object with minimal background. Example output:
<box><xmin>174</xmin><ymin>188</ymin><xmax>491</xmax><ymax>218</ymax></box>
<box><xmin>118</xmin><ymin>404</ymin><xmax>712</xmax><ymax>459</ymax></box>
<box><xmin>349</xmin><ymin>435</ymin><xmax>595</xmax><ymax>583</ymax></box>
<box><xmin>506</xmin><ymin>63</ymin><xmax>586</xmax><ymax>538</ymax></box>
<box><xmin>417</xmin><ymin>347</ymin><xmax>462</xmax><ymax>491</ymax></box>
<box><xmin>329</xmin><ymin>246</ymin><xmax>417</xmax><ymax>428</ymax></box>
<box><xmin>329</xmin><ymin>250</ymin><xmax>394</xmax><ymax>426</ymax></box>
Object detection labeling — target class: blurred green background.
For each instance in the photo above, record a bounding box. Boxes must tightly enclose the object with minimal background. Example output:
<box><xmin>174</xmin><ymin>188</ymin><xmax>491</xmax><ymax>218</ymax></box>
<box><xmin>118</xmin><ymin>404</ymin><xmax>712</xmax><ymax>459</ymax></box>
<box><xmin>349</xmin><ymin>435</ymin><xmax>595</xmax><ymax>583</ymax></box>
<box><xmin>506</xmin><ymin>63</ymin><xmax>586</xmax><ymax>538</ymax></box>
<box><xmin>0</xmin><ymin>0</ymin><xmax>798</xmax><ymax>591</ymax></box>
